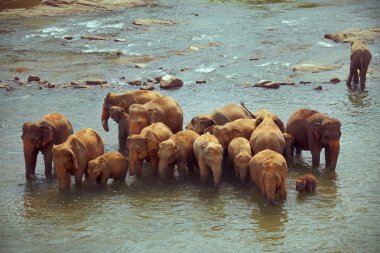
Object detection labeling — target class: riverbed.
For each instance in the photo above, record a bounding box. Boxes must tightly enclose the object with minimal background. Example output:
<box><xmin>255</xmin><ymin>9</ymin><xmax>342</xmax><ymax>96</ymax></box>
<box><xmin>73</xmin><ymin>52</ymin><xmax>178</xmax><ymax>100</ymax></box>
<box><xmin>1</xmin><ymin>0</ymin><xmax>380</xmax><ymax>252</ymax></box>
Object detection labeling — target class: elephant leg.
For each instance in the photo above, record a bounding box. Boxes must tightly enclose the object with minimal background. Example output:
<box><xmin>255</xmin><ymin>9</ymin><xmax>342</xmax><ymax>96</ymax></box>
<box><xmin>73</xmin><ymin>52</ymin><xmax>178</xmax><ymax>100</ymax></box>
<box><xmin>177</xmin><ymin>161</ymin><xmax>188</xmax><ymax>180</ymax></box>
<box><xmin>199</xmin><ymin>161</ymin><xmax>209</xmax><ymax>184</ymax></box>
<box><xmin>149</xmin><ymin>153</ymin><xmax>159</xmax><ymax>177</ymax></box>
<box><xmin>360</xmin><ymin>65</ymin><xmax>369</xmax><ymax>88</ymax></box>
<box><xmin>100</xmin><ymin>174</ymin><xmax>108</xmax><ymax>187</ymax></box>
<box><xmin>278</xmin><ymin>181</ymin><xmax>287</xmax><ymax>202</ymax></box>
<box><xmin>118</xmin><ymin>129</ymin><xmax>127</xmax><ymax>154</ymax></box>
<box><xmin>265</xmin><ymin>182</ymin><xmax>278</xmax><ymax>205</ymax></box>
<box><xmin>211</xmin><ymin>165</ymin><xmax>221</xmax><ymax>189</ymax></box>
<box><xmin>187</xmin><ymin>154</ymin><xmax>195</xmax><ymax>173</ymax></box>
<box><xmin>310</xmin><ymin>147</ymin><xmax>321</xmax><ymax>167</ymax></box>
<box><xmin>24</xmin><ymin>148</ymin><xmax>38</xmax><ymax>179</ymax></box>
<box><xmin>346</xmin><ymin>65</ymin><xmax>355</xmax><ymax>86</ymax></box>
<box><xmin>295</xmin><ymin>147</ymin><xmax>302</xmax><ymax>155</ymax></box>
<box><xmin>324</xmin><ymin>146</ymin><xmax>331</xmax><ymax>168</ymax></box>
<box><xmin>74</xmin><ymin>171</ymin><xmax>83</xmax><ymax>187</ymax></box>
<box><xmin>353</xmin><ymin>69</ymin><xmax>359</xmax><ymax>84</ymax></box>
<box><xmin>43</xmin><ymin>150</ymin><xmax>53</xmax><ymax>178</ymax></box>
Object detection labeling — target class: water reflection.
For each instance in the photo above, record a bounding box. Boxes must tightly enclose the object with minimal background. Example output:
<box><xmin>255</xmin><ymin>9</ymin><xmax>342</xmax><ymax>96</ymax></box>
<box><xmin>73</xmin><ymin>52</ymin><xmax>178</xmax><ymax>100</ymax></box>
<box><xmin>347</xmin><ymin>88</ymin><xmax>371</xmax><ymax>108</ymax></box>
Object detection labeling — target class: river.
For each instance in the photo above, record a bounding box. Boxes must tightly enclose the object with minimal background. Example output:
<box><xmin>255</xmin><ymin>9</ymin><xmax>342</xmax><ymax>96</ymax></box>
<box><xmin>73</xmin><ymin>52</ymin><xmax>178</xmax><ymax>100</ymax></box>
<box><xmin>0</xmin><ymin>0</ymin><xmax>379</xmax><ymax>252</ymax></box>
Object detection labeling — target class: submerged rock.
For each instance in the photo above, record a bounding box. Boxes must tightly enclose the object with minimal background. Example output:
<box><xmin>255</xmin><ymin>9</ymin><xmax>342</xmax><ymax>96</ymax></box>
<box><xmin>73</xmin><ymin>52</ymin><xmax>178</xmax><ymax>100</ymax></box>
<box><xmin>254</xmin><ymin>82</ymin><xmax>280</xmax><ymax>89</ymax></box>
<box><xmin>330</xmin><ymin>77</ymin><xmax>340</xmax><ymax>83</ymax></box>
<box><xmin>133</xmin><ymin>19</ymin><xmax>176</xmax><ymax>25</ymax></box>
<box><xmin>27</xmin><ymin>75</ymin><xmax>40</xmax><ymax>82</ymax></box>
<box><xmin>128</xmin><ymin>80</ymin><xmax>142</xmax><ymax>86</ymax></box>
<box><xmin>85</xmin><ymin>79</ymin><xmax>107</xmax><ymax>85</ymax></box>
<box><xmin>314</xmin><ymin>86</ymin><xmax>323</xmax><ymax>90</ymax></box>
<box><xmin>159</xmin><ymin>75</ymin><xmax>183</xmax><ymax>89</ymax></box>
<box><xmin>140</xmin><ymin>85</ymin><xmax>155</xmax><ymax>90</ymax></box>
<box><xmin>81</xmin><ymin>35</ymin><xmax>108</xmax><ymax>41</ymax></box>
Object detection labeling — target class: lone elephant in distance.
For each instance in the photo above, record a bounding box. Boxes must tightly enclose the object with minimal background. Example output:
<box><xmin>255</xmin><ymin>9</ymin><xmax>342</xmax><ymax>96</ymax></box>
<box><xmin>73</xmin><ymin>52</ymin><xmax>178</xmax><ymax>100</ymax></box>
<box><xmin>21</xmin><ymin>113</ymin><xmax>73</xmax><ymax>180</ymax></box>
<box><xmin>296</xmin><ymin>174</ymin><xmax>317</xmax><ymax>193</ymax></box>
<box><xmin>158</xmin><ymin>130</ymin><xmax>200</xmax><ymax>182</ymax></box>
<box><xmin>101</xmin><ymin>90</ymin><xmax>161</xmax><ymax>132</ymax></box>
<box><xmin>128</xmin><ymin>122</ymin><xmax>173</xmax><ymax>177</ymax></box>
<box><xmin>109</xmin><ymin>106</ymin><xmax>129</xmax><ymax>154</ymax></box>
<box><xmin>228</xmin><ymin>137</ymin><xmax>252</xmax><ymax>183</ymax></box>
<box><xmin>346</xmin><ymin>39</ymin><xmax>372</xmax><ymax>88</ymax></box>
<box><xmin>193</xmin><ymin>133</ymin><xmax>224</xmax><ymax>189</ymax></box>
<box><xmin>87</xmin><ymin>151</ymin><xmax>128</xmax><ymax>187</ymax></box>
<box><xmin>249</xmin><ymin>149</ymin><xmax>288</xmax><ymax>205</ymax></box>
<box><xmin>186</xmin><ymin>103</ymin><xmax>253</xmax><ymax>135</ymax></box>
<box><xmin>53</xmin><ymin>128</ymin><xmax>104</xmax><ymax>192</ymax></box>
<box><xmin>128</xmin><ymin>96</ymin><xmax>183</xmax><ymax>136</ymax></box>
<box><xmin>286</xmin><ymin>108</ymin><xmax>341</xmax><ymax>170</ymax></box>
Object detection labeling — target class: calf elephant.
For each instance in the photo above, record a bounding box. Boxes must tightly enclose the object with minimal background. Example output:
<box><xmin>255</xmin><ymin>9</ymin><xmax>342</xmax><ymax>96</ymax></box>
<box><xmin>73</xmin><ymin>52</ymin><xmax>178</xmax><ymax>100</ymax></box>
<box><xmin>346</xmin><ymin>39</ymin><xmax>372</xmax><ymax>88</ymax></box>
<box><xmin>21</xmin><ymin>113</ymin><xmax>73</xmax><ymax>179</ymax></box>
<box><xmin>128</xmin><ymin>122</ymin><xmax>173</xmax><ymax>177</ymax></box>
<box><xmin>128</xmin><ymin>96</ymin><xmax>183</xmax><ymax>136</ymax></box>
<box><xmin>286</xmin><ymin>108</ymin><xmax>341</xmax><ymax>170</ymax></box>
<box><xmin>205</xmin><ymin>118</ymin><xmax>256</xmax><ymax>152</ymax></box>
<box><xmin>186</xmin><ymin>103</ymin><xmax>253</xmax><ymax>134</ymax></box>
<box><xmin>249</xmin><ymin>149</ymin><xmax>288</xmax><ymax>205</ymax></box>
<box><xmin>109</xmin><ymin>106</ymin><xmax>129</xmax><ymax>154</ymax></box>
<box><xmin>87</xmin><ymin>151</ymin><xmax>128</xmax><ymax>187</ymax></box>
<box><xmin>228</xmin><ymin>137</ymin><xmax>252</xmax><ymax>183</ymax></box>
<box><xmin>296</xmin><ymin>174</ymin><xmax>317</xmax><ymax>193</ymax></box>
<box><xmin>193</xmin><ymin>133</ymin><xmax>223</xmax><ymax>189</ymax></box>
<box><xmin>101</xmin><ymin>90</ymin><xmax>161</xmax><ymax>132</ymax></box>
<box><xmin>158</xmin><ymin>130</ymin><xmax>200</xmax><ymax>182</ymax></box>
<box><xmin>52</xmin><ymin>128</ymin><xmax>104</xmax><ymax>192</ymax></box>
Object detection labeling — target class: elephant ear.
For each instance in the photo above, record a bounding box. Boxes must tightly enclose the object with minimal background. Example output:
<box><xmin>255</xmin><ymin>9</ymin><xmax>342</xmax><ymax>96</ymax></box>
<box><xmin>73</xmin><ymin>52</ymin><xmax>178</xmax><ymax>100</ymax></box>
<box><xmin>69</xmin><ymin>150</ymin><xmax>79</xmax><ymax>170</ymax></box>
<box><xmin>145</xmin><ymin>137</ymin><xmax>158</xmax><ymax>152</ymax></box>
<box><xmin>273</xmin><ymin>117</ymin><xmax>285</xmax><ymax>133</ymax></box>
<box><xmin>21</xmin><ymin>122</ymin><xmax>32</xmax><ymax>139</ymax></box>
<box><xmin>204</xmin><ymin>125</ymin><xmax>215</xmax><ymax>134</ymax></box>
<box><xmin>312</xmin><ymin>123</ymin><xmax>322</xmax><ymax>140</ymax></box>
<box><xmin>147</xmin><ymin>108</ymin><xmax>159</xmax><ymax>124</ymax></box>
<box><xmin>40</xmin><ymin>125</ymin><xmax>53</xmax><ymax>147</ymax></box>
<box><xmin>230</xmin><ymin>128</ymin><xmax>243</xmax><ymax>139</ymax></box>
<box><xmin>255</xmin><ymin>116</ymin><xmax>264</xmax><ymax>127</ymax></box>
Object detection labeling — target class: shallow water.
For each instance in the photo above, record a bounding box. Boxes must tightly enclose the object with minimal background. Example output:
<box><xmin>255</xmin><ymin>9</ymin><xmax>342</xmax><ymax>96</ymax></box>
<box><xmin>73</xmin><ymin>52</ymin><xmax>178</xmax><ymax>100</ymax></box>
<box><xmin>1</xmin><ymin>0</ymin><xmax>380</xmax><ymax>252</ymax></box>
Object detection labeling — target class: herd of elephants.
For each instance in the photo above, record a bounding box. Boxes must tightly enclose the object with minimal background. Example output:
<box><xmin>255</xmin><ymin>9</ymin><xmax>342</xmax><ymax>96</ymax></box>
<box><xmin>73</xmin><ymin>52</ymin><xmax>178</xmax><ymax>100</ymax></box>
<box><xmin>21</xmin><ymin>38</ymin><xmax>371</xmax><ymax>205</ymax></box>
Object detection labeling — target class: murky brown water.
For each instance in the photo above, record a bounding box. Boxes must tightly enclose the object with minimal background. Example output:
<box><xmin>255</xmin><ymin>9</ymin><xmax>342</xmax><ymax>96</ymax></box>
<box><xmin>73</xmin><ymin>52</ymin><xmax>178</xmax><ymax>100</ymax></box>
<box><xmin>1</xmin><ymin>0</ymin><xmax>380</xmax><ymax>252</ymax></box>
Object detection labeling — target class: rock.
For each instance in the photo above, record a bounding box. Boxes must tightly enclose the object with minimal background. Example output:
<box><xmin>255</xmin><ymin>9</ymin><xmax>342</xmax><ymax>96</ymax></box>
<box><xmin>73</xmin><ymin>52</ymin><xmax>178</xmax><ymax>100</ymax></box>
<box><xmin>14</xmin><ymin>77</ymin><xmax>20</xmax><ymax>81</ymax></box>
<box><xmin>154</xmin><ymin>77</ymin><xmax>161</xmax><ymax>83</ymax></box>
<box><xmin>63</xmin><ymin>35</ymin><xmax>73</xmax><ymax>40</ymax></box>
<box><xmin>196</xmin><ymin>80</ymin><xmax>206</xmax><ymax>84</ymax></box>
<box><xmin>85</xmin><ymin>79</ymin><xmax>107</xmax><ymax>85</ymax></box>
<box><xmin>70</xmin><ymin>81</ymin><xmax>80</xmax><ymax>86</ymax></box>
<box><xmin>133</xmin><ymin>19</ymin><xmax>176</xmax><ymax>26</ymax></box>
<box><xmin>114</xmin><ymin>38</ymin><xmax>126</xmax><ymax>42</ymax></box>
<box><xmin>180</xmin><ymin>67</ymin><xmax>192</xmax><ymax>72</ymax></box>
<box><xmin>135</xmin><ymin>64</ymin><xmax>146</xmax><ymax>68</ymax></box>
<box><xmin>45</xmin><ymin>83</ymin><xmax>56</xmax><ymax>88</ymax></box>
<box><xmin>256</xmin><ymin>80</ymin><xmax>272</xmax><ymax>86</ymax></box>
<box><xmin>42</xmin><ymin>0</ymin><xmax>64</xmax><ymax>7</ymax></box>
<box><xmin>292</xmin><ymin>63</ymin><xmax>343</xmax><ymax>73</ymax></box>
<box><xmin>314</xmin><ymin>86</ymin><xmax>323</xmax><ymax>90</ymax></box>
<box><xmin>81</xmin><ymin>35</ymin><xmax>108</xmax><ymax>41</ymax></box>
<box><xmin>147</xmin><ymin>78</ymin><xmax>154</xmax><ymax>83</ymax></box>
<box><xmin>330</xmin><ymin>77</ymin><xmax>340</xmax><ymax>83</ymax></box>
<box><xmin>299</xmin><ymin>81</ymin><xmax>312</xmax><ymax>84</ymax></box>
<box><xmin>128</xmin><ymin>80</ymin><xmax>142</xmax><ymax>86</ymax></box>
<box><xmin>159</xmin><ymin>75</ymin><xmax>183</xmax><ymax>90</ymax></box>
<box><xmin>140</xmin><ymin>85</ymin><xmax>155</xmax><ymax>91</ymax></box>
<box><xmin>254</xmin><ymin>82</ymin><xmax>280</xmax><ymax>89</ymax></box>
<box><xmin>277</xmin><ymin>82</ymin><xmax>295</xmax><ymax>86</ymax></box>
<box><xmin>115</xmin><ymin>50</ymin><xmax>123</xmax><ymax>56</ymax></box>
<box><xmin>72</xmin><ymin>85</ymin><xmax>88</xmax><ymax>89</ymax></box>
<box><xmin>27</xmin><ymin>75</ymin><xmax>41</xmax><ymax>82</ymax></box>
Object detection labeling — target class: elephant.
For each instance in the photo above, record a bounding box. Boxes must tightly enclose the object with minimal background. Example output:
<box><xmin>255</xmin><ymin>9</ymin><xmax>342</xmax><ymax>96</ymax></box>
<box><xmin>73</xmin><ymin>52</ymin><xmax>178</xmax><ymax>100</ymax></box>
<box><xmin>158</xmin><ymin>130</ymin><xmax>200</xmax><ymax>182</ymax></box>
<box><xmin>128</xmin><ymin>96</ymin><xmax>183</xmax><ymax>136</ymax></box>
<box><xmin>87</xmin><ymin>151</ymin><xmax>128</xmax><ymax>187</ymax></box>
<box><xmin>286</xmin><ymin>108</ymin><xmax>341</xmax><ymax>170</ymax></box>
<box><xmin>249</xmin><ymin>149</ymin><xmax>288</xmax><ymax>205</ymax></box>
<box><xmin>101</xmin><ymin>90</ymin><xmax>161</xmax><ymax>132</ymax></box>
<box><xmin>21</xmin><ymin>113</ymin><xmax>73</xmax><ymax>180</ymax></box>
<box><xmin>282</xmin><ymin>133</ymin><xmax>295</xmax><ymax>163</ymax></box>
<box><xmin>186</xmin><ymin>103</ymin><xmax>253</xmax><ymax>134</ymax></box>
<box><xmin>227</xmin><ymin>137</ymin><xmax>252</xmax><ymax>183</ymax></box>
<box><xmin>296</xmin><ymin>174</ymin><xmax>317</xmax><ymax>193</ymax></box>
<box><xmin>249</xmin><ymin>110</ymin><xmax>286</xmax><ymax>156</ymax></box>
<box><xmin>205</xmin><ymin>118</ymin><xmax>256</xmax><ymax>153</ymax></box>
<box><xmin>193</xmin><ymin>133</ymin><xmax>223</xmax><ymax>189</ymax></box>
<box><xmin>252</xmin><ymin>109</ymin><xmax>285</xmax><ymax>133</ymax></box>
<box><xmin>52</xmin><ymin>128</ymin><xmax>104</xmax><ymax>192</ymax></box>
<box><xmin>128</xmin><ymin>122</ymin><xmax>173</xmax><ymax>177</ymax></box>
<box><xmin>109</xmin><ymin>106</ymin><xmax>129</xmax><ymax>154</ymax></box>
<box><xmin>346</xmin><ymin>39</ymin><xmax>372</xmax><ymax>88</ymax></box>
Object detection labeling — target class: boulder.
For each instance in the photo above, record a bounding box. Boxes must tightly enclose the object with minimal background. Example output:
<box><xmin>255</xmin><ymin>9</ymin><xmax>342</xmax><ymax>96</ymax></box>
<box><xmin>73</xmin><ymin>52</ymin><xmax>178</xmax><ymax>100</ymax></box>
<box><xmin>330</xmin><ymin>77</ymin><xmax>340</xmax><ymax>83</ymax></box>
<box><xmin>27</xmin><ymin>75</ymin><xmax>40</xmax><ymax>82</ymax></box>
<box><xmin>140</xmin><ymin>85</ymin><xmax>155</xmax><ymax>91</ymax></box>
<box><xmin>85</xmin><ymin>79</ymin><xmax>107</xmax><ymax>85</ymax></box>
<box><xmin>314</xmin><ymin>86</ymin><xmax>323</xmax><ymax>90</ymax></box>
<box><xmin>128</xmin><ymin>80</ymin><xmax>142</xmax><ymax>86</ymax></box>
<box><xmin>159</xmin><ymin>75</ymin><xmax>183</xmax><ymax>89</ymax></box>
<box><xmin>254</xmin><ymin>82</ymin><xmax>280</xmax><ymax>89</ymax></box>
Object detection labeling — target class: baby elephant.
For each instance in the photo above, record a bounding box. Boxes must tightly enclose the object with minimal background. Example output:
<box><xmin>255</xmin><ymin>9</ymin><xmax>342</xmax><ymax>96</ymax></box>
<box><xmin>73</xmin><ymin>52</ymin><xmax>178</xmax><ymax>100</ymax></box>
<box><xmin>87</xmin><ymin>152</ymin><xmax>128</xmax><ymax>187</ymax></box>
<box><xmin>347</xmin><ymin>39</ymin><xmax>372</xmax><ymax>88</ymax></box>
<box><xmin>295</xmin><ymin>174</ymin><xmax>317</xmax><ymax>193</ymax></box>
<box><xmin>228</xmin><ymin>137</ymin><xmax>252</xmax><ymax>183</ymax></box>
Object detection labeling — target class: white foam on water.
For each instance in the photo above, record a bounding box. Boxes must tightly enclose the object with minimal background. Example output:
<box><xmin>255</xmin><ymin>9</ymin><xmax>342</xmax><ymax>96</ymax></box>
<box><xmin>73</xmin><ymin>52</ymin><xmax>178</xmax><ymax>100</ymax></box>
<box><xmin>195</xmin><ymin>65</ymin><xmax>217</xmax><ymax>73</ymax></box>
<box><xmin>281</xmin><ymin>19</ymin><xmax>298</xmax><ymax>25</ymax></box>
<box><xmin>317</xmin><ymin>41</ymin><xmax>335</xmax><ymax>47</ymax></box>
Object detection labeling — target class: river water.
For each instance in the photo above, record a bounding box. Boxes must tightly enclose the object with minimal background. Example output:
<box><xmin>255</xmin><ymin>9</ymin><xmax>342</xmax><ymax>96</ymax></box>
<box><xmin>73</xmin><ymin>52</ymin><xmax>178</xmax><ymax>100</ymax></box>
<box><xmin>1</xmin><ymin>0</ymin><xmax>380</xmax><ymax>252</ymax></box>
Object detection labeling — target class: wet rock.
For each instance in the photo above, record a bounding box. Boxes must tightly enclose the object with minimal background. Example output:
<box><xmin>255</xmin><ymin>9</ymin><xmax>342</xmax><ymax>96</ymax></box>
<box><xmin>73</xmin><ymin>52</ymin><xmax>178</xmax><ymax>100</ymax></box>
<box><xmin>196</xmin><ymin>80</ymin><xmax>206</xmax><ymax>84</ymax></box>
<box><xmin>63</xmin><ymin>35</ymin><xmax>73</xmax><ymax>40</ymax></box>
<box><xmin>330</xmin><ymin>77</ymin><xmax>340</xmax><ymax>83</ymax></box>
<box><xmin>135</xmin><ymin>64</ymin><xmax>146</xmax><ymax>68</ymax></box>
<box><xmin>180</xmin><ymin>67</ymin><xmax>192</xmax><ymax>72</ymax></box>
<box><xmin>81</xmin><ymin>35</ymin><xmax>108</xmax><ymax>41</ymax></box>
<box><xmin>133</xmin><ymin>19</ymin><xmax>176</xmax><ymax>25</ymax></box>
<box><xmin>27</xmin><ymin>75</ymin><xmax>40</xmax><ymax>82</ymax></box>
<box><xmin>114</xmin><ymin>38</ymin><xmax>126</xmax><ymax>42</ymax></box>
<box><xmin>115</xmin><ymin>50</ymin><xmax>123</xmax><ymax>56</ymax></box>
<box><xmin>72</xmin><ymin>85</ymin><xmax>88</xmax><ymax>89</ymax></box>
<box><xmin>85</xmin><ymin>79</ymin><xmax>107</xmax><ymax>85</ymax></box>
<box><xmin>44</xmin><ymin>83</ymin><xmax>56</xmax><ymax>88</ymax></box>
<box><xmin>277</xmin><ymin>82</ymin><xmax>295</xmax><ymax>86</ymax></box>
<box><xmin>292</xmin><ymin>63</ymin><xmax>343</xmax><ymax>73</ymax></box>
<box><xmin>160</xmin><ymin>75</ymin><xmax>183</xmax><ymax>90</ymax></box>
<box><xmin>154</xmin><ymin>77</ymin><xmax>161</xmax><ymax>83</ymax></box>
<box><xmin>256</xmin><ymin>80</ymin><xmax>272</xmax><ymax>86</ymax></box>
<box><xmin>254</xmin><ymin>82</ymin><xmax>280</xmax><ymax>89</ymax></box>
<box><xmin>70</xmin><ymin>81</ymin><xmax>80</xmax><ymax>86</ymax></box>
<box><xmin>147</xmin><ymin>78</ymin><xmax>154</xmax><ymax>83</ymax></box>
<box><xmin>42</xmin><ymin>0</ymin><xmax>63</xmax><ymax>7</ymax></box>
<box><xmin>128</xmin><ymin>80</ymin><xmax>142</xmax><ymax>86</ymax></box>
<box><xmin>14</xmin><ymin>77</ymin><xmax>20</xmax><ymax>81</ymax></box>
<box><xmin>314</xmin><ymin>86</ymin><xmax>323</xmax><ymax>90</ymax></box>
<box><xmin>140</xmin><ymin>85</ymin><xmax>155</xmax><ymax>91</ymax></box>
<box><xmin>299</xmin><ymin>81</ymin><xmax>312</xmax><ymax>84</ymax></box>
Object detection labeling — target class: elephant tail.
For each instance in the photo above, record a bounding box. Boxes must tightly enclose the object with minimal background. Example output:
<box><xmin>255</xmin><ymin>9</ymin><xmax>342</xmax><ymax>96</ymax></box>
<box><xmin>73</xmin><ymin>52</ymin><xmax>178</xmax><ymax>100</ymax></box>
<box><xmin>240</xmin><ymin>102</ymin><xmax>256</xmax><ymax>119</ymax></box>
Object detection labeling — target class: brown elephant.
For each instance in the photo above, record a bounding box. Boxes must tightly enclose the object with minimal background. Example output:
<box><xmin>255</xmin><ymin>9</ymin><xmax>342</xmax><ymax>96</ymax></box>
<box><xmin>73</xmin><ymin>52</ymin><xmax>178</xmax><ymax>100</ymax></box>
<box><xmin>158</xmin><ymin>130</ymin><xmax>200</xmax><ymax>182</ymax></box>
<box><xmin>109</xmin><ymin>106</ymin><xmax>129</xmax><ymax>154</ymax></box>
<box><xmin>21</xmin><ymin>113</ymin><xmax>73</xmax><ymax>180</ymax></box>
<box><xmin>296</xmin><ymin>174</ymin><xmax>317</xmax><ymax>193</ymax></box>
<box><xmin>205</xmin><ymin>118</ymin><xmax>256</xmax><ymax>153</ymax></box>
<box><xmin>101</xmin><ymin>90</ymin><xmax>161</xmax><ymax>132</ymax></box>
<box><xmin>52</xmin><ymin>128</ymin><xmax>104</xmax><ymax>192</ymax></box>
<box><xmin>128</xmin><ymin>96</ymin><xmax>183</xmax><ymax>136</ymax></box>
<box><xmin>227</xmin><ymin>137</ymin><xmax>252</xmax><ymax>183</ymax></box>
<box><xmin>286</xmin><ymin>108</ymin><xmax>341</xmax><ymax>170</ymax></box>
<box><xmin>282</xmin><ymin>133</ymin><xmax>295</xmax><ymax>163</ymax></box>
<box><xmin>346</xmin><ymin>39</ymin><xmax>372</xmax><ymax>88</ymax></box>
<box><xmin>249</xmin><ymin>149</ymin><xmax>288</xmax><ymax>205</ymax></box>
<box><xmin>249</xmin><ymin>110</ymin><xmax>287</xmax><ymax>155</ymax></box>
<box><xmin>87</xmin><ymin>151</ymin><xmax>128</xmax><ymax>187</ymax></box>
<box><xmin>186</xmin><ymin>103</ymin><xmax>253</xmax><ymax>134</ymax></box>
<box><xmin>128</xmin><ymin>122</ymin><xmax>173</xmax><ymax>177</ymax></box>
<box><xmin>252</xmin><ymin>109</ymin><xmax>285</xmax><ymax>133</ymax></box>
<box><xmin>193</xmin><ymin>133</ymin><xmax>223</xmax><ymax>188</ymax></box>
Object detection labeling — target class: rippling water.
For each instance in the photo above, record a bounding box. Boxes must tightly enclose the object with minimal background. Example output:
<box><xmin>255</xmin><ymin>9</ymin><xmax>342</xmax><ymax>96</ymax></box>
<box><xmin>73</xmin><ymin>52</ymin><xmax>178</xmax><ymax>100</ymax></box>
<box><xmin>1</xmin><ymin>0</ymin><xmax>380</xmax><ymax>252</ymax></box>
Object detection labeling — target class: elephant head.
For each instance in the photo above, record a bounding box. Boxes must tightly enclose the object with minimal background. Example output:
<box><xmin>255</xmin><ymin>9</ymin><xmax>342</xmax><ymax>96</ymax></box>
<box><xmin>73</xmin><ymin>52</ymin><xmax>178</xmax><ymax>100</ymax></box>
<box><xmin>127</xmin><ymin>135</ymin><xmax>157</xmax><ymax>176</ymax></box>
<box><xmin>202</xmin><ymin>142</ymin><xmax>223</xmax><ymax>188</ymax></box>
<box><xmin>211</xmin><ymin>126</ymin><xmax>243</xmax><ymax>152</ymax></box>
<box><xmin>255</xmin><ymin>114</ymin><xmax>285</xmax><ymax>133</ymax></box>
<box><xmin>128</xmin><ymin>105</ymin><xmax>158</xmax><ymax>135</ymax></box>
<box><xmin>101</xmin><ymin>93</ymin><xmax>112</xmax><ymax>132</ymax></box>
<box><xmin>295</xmin><ymin>177</ymin><xmax>307</xmax><ymax>191</ymax></box>
<box><xmin>234</xmin><ymin>152</ymin><xmax>251</xmax><ymax>183</ymax></box>
<box><xmin>52</xmin><ymin>146</ymin><xmax>78</xmax><ymax>192</ymax></box>
<box><xmin>312</xmin><ymin>118</ymin><xmax>341</xmax><ymax>170</ymax></box>
<box><xmin>158</xmin><ymin>140</ymin><xmax>178</xmax><ymax>181</ymax></box>
<box><xmin>109</xmin><ymin>106</ymin><xmax>127</xmax><ymax>124</ymax></box>
<box><xmin>186</xmin><ymin>115</ymin><xmax>216</xmax><ymax>134</ymax></box>
<box><xmin>87</xmin><ymin>159</ymin><xmax>104</xmax><ymax>182</ymax></box>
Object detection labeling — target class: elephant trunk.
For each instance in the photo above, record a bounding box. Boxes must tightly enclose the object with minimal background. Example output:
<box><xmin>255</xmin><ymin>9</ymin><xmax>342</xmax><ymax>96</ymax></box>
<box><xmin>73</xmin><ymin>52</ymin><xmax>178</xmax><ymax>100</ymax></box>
<box><xmin>158</xmin><ymin>160</ymin><xmax>169</xmax><ymax>181</ymax></box>
<box><xmin>23</xmin><ymin>146</ymin><xmax>37</xmax><ymax>180</ymax></box>
<box><xmin>128</xmin><ymin>153</ymin><xmax>142</xmax><ymax>177</ymax></box>
<box><xmin>56</xmin><ymin>169</ymin><xmax>70</xmax><ymax>192</ymax></box>
<box><xmin>327</xmin><ymin>140</ymin><xmax>340</xmax><ymax>170</ymax></box>
<box><xmin>101</xmin><ymin>105</ymin><xmax>110</xmax><ymax>132</ymax></box>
